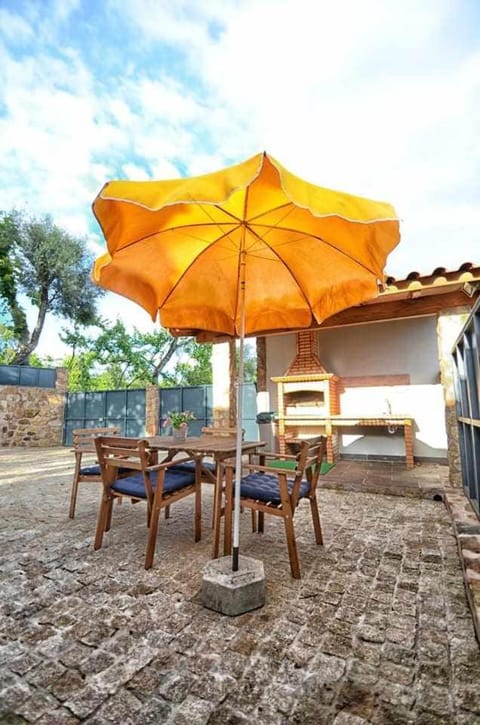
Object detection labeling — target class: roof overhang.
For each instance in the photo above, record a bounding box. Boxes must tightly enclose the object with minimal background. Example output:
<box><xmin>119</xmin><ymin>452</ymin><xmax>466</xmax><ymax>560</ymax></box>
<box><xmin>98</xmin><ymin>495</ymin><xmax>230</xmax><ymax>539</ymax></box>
<box><xmin>171</xmin><ymin>264</ymin><xmax>480</xmax><ymax>342</ymax></box>
<box><xmin>321</xmin><ymin>271</ymin><xmax>480</xmax><ymax>330</ymax></box>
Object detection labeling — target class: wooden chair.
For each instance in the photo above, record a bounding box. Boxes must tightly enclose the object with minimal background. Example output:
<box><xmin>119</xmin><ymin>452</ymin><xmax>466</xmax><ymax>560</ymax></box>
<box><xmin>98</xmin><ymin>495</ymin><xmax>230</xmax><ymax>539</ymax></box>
<box><xmin>94</xmin><ymin>435</ymin><xmax>202</xmax><ymax>569</ymax></box>
<box><xmin>69</xmin><ymin>426</ymin><xmax>126</xmax><ymax>518</ymax></box>
<box><xmin>221</xmin><ymin>435</ymin><xmax>327</xmax><ymax>578</ymax></box>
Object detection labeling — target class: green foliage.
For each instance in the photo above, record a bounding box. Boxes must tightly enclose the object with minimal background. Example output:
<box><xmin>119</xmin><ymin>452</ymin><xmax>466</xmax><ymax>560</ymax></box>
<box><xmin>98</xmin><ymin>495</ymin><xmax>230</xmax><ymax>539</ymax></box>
<box><xmin>173</xmin><ymin>343</ymin><xmax>213</xmax><ymax>385</ymax></box>
<box><xmin>64</xmin><ymin>350</ymin><xmax>101</xmax><ymax>391</ymax></box>
<box><xmin>236</xmin><ymin>342</ymin><xmax>257</xmax><ymax>382</ymax></box>
<box><xmin>0</xmin><ymin>323</ymin><xmax>16</xmax><ymax>363</ymax></box>
<box><xmin>164</xmin><ymin>410</ymin><xmax>196</xmax><ymax>428</ymax></box>
<box><xmin>61</xmin><ymin>319</ymin><xmax>212</xmax><ymax>391</ymax></box>
<box><xmin>14</xmin><ymin>213</ymin><xmax>101</xmax><ymax>322</ymax></box>
<box><xmin>0</xmin><ymin>209</ymin><xmax>104</xmax><ymax>365</ymax></box>
<box><xmin>0</xmin><ymin>212</ymin><xmax>28</xmax><ymax>342</ymax></box>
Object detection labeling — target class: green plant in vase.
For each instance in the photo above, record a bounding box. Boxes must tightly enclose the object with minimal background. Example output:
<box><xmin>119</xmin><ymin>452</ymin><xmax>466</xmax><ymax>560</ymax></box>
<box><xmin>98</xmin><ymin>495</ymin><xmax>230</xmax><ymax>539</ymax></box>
<box><xmin>163</xmin><ymin>410</ymin><xmax>196</xmax><ymax>439</ymax></box>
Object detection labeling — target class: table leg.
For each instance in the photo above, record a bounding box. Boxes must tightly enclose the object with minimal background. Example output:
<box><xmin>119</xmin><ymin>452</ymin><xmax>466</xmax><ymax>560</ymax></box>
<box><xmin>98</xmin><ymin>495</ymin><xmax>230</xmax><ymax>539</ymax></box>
<box><xmin>211</xmin><ymin>460</ymin><xmax>222</xmax><ymax>559</ymax></box>
<box><xmin>223</xmin><ymin>468</ymin><xmax>233</xmax><ymax>556</ymax></box>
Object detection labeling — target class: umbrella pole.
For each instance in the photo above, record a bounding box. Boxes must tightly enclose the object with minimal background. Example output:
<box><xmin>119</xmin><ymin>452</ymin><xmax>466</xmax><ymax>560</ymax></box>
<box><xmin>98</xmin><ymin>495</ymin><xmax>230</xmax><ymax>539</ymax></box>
<box><xmin>232</xmin><ymin>331</ymin><xmax>244</xmax><ymax>572</ymax></box>
<box><xmin>232</xmin><ymin>254</ymin><xmax>247</xmax><ymax>572</ymax></box>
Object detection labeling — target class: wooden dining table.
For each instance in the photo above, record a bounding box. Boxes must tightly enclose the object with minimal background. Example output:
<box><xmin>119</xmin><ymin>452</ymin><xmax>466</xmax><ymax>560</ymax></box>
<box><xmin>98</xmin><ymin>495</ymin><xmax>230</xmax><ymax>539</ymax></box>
<box><xmin>147</xmin><ymin>435</ymin><xmax>266</xmax><ymax>557</ymax></box>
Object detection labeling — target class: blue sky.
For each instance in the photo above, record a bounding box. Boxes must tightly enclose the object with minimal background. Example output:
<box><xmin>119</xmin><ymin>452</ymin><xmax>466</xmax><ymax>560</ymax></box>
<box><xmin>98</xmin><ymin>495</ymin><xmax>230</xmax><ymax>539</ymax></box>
<box><xmin>1</xmin><ymin>0</ymin><xmax>479</xmax><ymax>356</ymax></box>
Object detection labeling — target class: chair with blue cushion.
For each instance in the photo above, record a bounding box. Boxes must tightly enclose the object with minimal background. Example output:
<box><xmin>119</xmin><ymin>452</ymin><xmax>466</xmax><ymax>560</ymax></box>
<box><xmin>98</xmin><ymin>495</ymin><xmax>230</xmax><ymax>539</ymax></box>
<box><xmin>69</xmin><ymin>426</ymin><xmax>130</xmax><ymax>518</ymax></box>
<box><xmin>221</xmin><ymin>435</ymin><xmax>327</xmax><ymax>578</ymax></box>
<box><xmin>93</xmin><ymin>435</ymin><xmax>202</xmax><ymax>569</ymax></box>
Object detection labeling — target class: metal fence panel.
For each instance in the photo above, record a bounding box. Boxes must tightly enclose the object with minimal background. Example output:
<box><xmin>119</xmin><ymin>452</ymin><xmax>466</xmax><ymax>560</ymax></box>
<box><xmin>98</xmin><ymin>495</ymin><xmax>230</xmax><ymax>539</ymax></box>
<box><xmin>64</xmin><ymin>384</ymin><xmax>258</xmax><ymax>446</ymax></box>
<box><xmin>160</xmin><ymin>385</ymin><xmax>212</xmax><ymax>435</ymax></box>
<box><xmin>452</xmin><ymin>297</ymin><xmax>480</xmax><ymax>514</ymax></box>
<box><xmin>63</xmin><ymin>389</ymin><xmax>146</xmax><ymax>445</ymax></box>
<box><xmin>85</xmin><ymin>392</ymin><xmax>105</xmax><ymax>419</ymax></box>
<box><xmin>159</xmin><ymin>383</ymin><xmax>257</xmax><ymax>438</ymax></box>
<box><xmin>0</xmin><ymin>364</ymin><xmax>56</xmax><ymax>388</ymax></box>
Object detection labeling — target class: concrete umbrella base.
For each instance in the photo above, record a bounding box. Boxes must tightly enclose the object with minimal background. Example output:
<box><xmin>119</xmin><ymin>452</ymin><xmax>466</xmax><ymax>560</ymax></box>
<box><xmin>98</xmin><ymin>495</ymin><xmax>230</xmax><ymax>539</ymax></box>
<box><xmin>201</xmin><ymin>555</ymin><xmax>266</xmax><ymax>616</ymax></box>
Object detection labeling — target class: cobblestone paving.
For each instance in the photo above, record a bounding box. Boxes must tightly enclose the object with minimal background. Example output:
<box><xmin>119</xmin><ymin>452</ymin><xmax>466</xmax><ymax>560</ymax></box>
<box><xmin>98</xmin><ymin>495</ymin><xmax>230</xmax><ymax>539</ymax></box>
<box><xmin>1</xmin><ymin>448</ymin><xmax>479</xmax><ymax>724</ymax></box>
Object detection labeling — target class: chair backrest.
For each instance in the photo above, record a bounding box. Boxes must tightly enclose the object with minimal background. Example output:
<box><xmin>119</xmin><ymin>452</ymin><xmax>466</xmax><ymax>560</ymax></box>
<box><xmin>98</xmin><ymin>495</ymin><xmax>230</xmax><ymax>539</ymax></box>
<box><xmin>290</xmin><ymin>435</ymin><xmax>327</xmax><ymax>506</ymax></box>
<box><xmin>72</xmin><ymin>426</ymin><xmax>121</xmax><ymax>454</ymax></box>
<box><xmin>201</xmin><ymin>426</ymin><xmax>245</xmax><ymax>439</ymax></box>
<box><xmin>94</xmin><ymin>435</ymin><xmax>152</xmax><ymax>474</ymax></box>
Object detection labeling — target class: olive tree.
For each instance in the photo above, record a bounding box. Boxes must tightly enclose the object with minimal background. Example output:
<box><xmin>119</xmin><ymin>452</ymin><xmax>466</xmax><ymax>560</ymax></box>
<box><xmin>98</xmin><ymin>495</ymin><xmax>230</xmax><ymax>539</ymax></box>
<box><xmin>0</xmin><ymin>210</ymin><xmax>103</xmax><ymax>364</ymax></box>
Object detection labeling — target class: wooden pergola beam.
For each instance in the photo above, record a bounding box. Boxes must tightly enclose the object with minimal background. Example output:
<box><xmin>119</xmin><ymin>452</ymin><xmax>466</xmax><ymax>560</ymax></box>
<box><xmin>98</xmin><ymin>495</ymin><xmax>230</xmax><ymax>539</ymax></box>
<box><xmin>319</xmin><ymin>290</ymin><xmax>477</xmax><ymax>329</ymax></box>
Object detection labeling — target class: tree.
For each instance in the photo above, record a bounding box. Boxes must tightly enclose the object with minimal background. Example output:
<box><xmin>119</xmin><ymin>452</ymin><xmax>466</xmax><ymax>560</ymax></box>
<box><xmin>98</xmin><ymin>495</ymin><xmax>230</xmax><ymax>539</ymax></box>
<box><xmin>0</xmin><ymin>210</ymin><xmax>104</xmax><ymax>365</ymax></box>
<box><xmin>63</xmin><ymin>349</ymin><xmax>100</xmax><ymax>391</ymax></box>
<box><xmin>172</xmin><ymin>342</ymin><xmax>213</xmax><ymax>386</ymax></box>
<box><xmin>61</xmin><ymin>319</ymin><xmax>211</xmax><ymax>390</ymax></box>
<box><xmin>0</xmin><ymin>212</ymin><xmax>28</xmax><ymax>345</ymax></box>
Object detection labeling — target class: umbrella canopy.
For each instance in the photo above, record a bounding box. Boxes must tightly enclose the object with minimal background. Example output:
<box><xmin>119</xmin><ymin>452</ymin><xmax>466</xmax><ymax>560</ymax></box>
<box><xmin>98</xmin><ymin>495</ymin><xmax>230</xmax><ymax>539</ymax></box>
<box><xmin>92</xmin><ymin>151</ymin><xmax>400</xmax><ymax>572</ymax></box>
<box><xmin>92</xmin><ymin>152</ymin><xmax>400</xmax><ymax>339</ymax></box>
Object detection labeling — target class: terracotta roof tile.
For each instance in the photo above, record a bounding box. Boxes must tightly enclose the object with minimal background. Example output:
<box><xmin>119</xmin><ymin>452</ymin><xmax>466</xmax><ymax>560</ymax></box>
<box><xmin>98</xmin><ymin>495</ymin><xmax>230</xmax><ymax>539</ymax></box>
<box><xmin>384</xmin><ymin>262</ymin><xmax>480</xmax><ymax>291</ymax></box>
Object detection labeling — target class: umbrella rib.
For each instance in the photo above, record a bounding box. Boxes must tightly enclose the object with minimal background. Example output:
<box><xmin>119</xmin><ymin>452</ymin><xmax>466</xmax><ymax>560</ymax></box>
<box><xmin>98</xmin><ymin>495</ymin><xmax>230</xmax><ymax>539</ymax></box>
<box><xmin>155</xmin><ymin>198</ymin><xmax>244</xmax><ymax>250</ymax></box>
<box><xmin>247</xmin><ymin>202</ymin><xmax>292</xmax><ymax>222</ymax></box>
<box><xmin>105</xmin><ymin>223</ymin><xmax>381</xmax><ymax>281</ymax></box>
<box><xmin>156</xmin><ymin>224</ymin><xmax>244</xmax><ymax>309</ymax></box>
<box><xmin>245</xmin><ymin>225</ymin><xmax>315</xmax><ymax>315</ymax></box>
<box><xmin>105</xmin><ymin>222</ymin><xmax>240</xmax><ymax>254</ymax></box>
<box><xmin>108</xmin><ymin>192</ymin><xmax>244</xmax><ymax>253</ymax></box>
<box><xmin>246</xmin><ymin>202</ymin><xmax>384</xmax><ymax>277</ymax></box>
<box><xmin>246</xmin><ymin>197</ymin><xmax>388</xmax><ymax>277</ymax></box>
<box><xmin>252</xmin><ymin>223</ymin><xmax>382</xmax><ymax>276</ymax></box>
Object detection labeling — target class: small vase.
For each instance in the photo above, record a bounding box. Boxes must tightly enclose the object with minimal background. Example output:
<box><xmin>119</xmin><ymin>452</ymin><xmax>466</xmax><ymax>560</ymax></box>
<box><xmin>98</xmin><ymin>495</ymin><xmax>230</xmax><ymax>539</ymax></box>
<box><xmin>172</xmin><ymin>426</ymin><xmax>187</xmax><ymax>441</ymax></box>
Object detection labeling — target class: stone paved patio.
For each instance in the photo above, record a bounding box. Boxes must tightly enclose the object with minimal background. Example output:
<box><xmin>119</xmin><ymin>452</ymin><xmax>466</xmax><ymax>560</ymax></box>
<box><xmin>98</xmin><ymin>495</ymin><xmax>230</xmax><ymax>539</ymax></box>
<box><xmin>1</xmin><ymin>448</ymin><xmax>480</xmax><ymax>724</ymax></box>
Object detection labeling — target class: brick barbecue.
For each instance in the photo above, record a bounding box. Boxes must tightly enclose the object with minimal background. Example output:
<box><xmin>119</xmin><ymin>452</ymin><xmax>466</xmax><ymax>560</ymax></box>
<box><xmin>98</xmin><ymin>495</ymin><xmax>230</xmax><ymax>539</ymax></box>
<box><xmin>272</xmin><ymin>330</ymin><xmax>340</xmax><ymax>461</ymax></box>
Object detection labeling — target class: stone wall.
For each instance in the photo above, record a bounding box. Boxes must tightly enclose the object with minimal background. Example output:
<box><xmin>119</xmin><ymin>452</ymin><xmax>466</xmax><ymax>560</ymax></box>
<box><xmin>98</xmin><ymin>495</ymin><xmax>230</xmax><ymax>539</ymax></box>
<box><xmin>0</xmin><ymin>368</ymin><xmax>67</xmax><ymax>448</ymax></box>
<box><xmin>436</xmin><ymin>308</ymin><xmax>470</xmax><ymax>487</ymax></box>
<box><xmin>145</xmin><ymin>385</ymin><xmax>160</xmax><ymax>436</ymax></box>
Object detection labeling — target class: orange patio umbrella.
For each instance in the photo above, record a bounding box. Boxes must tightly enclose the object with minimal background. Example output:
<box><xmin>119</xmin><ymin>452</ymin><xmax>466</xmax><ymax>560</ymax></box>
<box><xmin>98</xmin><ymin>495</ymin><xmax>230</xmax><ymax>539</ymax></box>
<box><xmin>92</xmin><ymin>151</ymin><xmax>400</xmax><ymax>571</ymax></box>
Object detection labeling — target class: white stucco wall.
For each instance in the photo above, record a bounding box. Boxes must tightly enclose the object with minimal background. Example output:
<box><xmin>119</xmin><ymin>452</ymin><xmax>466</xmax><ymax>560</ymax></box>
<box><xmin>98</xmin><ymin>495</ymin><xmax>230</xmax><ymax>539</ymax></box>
<box><xmin>266</xmin><ymin>316</ymin><xmax>448</xmax><ymax>461</ymax></box>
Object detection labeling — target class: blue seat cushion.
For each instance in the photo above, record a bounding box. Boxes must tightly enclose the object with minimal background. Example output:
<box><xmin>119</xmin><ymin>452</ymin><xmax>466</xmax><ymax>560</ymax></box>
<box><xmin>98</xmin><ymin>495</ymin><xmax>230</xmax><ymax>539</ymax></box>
<box><xmin>80</xmin><ymin>464</ymin><xmax>101</xmax><ymax>476</ymax></box>
<box><xmin>112</xmin><ymin>469</ymin><xmax>195</xmax><ymax>498</ymax></box>
<box><xmin>170</xmin><ymin>461</ymin><xmax>216</xmax><ymax>474</ymax></box>
<box><xmin>80</xmin><ymin>465</ymin><xmax>134</xmax><ymax>477</ymax></box>
<box><xmin>239</xmin><ymin>472</ymin><xmax>310</xmax><ymax>506</ymax></box>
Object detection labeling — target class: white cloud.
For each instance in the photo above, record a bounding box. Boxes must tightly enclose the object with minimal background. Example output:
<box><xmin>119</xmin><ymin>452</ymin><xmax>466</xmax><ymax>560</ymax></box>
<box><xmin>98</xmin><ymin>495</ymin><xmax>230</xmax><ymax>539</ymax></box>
<box><xmin>0</xmin><ymin>0</ymin><xmax>479</xmax><ymax>357</ymax></box>
<box><xmin>0</xmin><ymin>8</ymin><xmax>34</xmax><ymax>42</ymax></box>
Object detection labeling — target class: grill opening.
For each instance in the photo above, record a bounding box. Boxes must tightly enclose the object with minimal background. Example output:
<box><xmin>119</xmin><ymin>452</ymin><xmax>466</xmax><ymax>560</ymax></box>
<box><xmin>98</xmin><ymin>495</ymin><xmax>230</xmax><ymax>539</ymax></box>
<box><xmin>285</xmin><ymin>391</ymin><xmax>325</xmax><ymax>407</ymax></box>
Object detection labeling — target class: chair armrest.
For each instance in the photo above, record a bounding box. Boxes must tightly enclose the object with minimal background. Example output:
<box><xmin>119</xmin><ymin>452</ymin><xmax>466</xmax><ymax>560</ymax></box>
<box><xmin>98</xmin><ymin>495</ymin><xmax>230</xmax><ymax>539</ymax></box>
<box><xmin>146</xmin><ymin>455</ymin><xmax>197</xmax><ymax>473</ymax></box>
<box><xmin>103</xmin><ymin>459</ymin><xmax>142</xmax><ymax>471</ymax></box>
<box><xmin>223</xmin><ymin>462</ymin><xmax>294</xmax><ymax>475</ymax></box>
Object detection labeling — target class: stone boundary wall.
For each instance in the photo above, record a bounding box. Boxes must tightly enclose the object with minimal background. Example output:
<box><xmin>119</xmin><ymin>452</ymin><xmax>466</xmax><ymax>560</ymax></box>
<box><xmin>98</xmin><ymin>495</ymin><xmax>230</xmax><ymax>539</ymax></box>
<box><xmin>444</xmin><ymin>489</ymin><xmax>480</xmax><ymax>644</ymax></box>
<box><xmin>0</xmin><ymin>368</ymin><xmax>67</xmax><ymax>448</ymax></box>
<box><xmin>436</xmin><ymin>308</ymin><xmax>471</xmax><ymax>487</ymax></box>
<box><xmin>145</xmin><ymin>385</ymin><xmax>160</xmax><ymax>436</ymax></box>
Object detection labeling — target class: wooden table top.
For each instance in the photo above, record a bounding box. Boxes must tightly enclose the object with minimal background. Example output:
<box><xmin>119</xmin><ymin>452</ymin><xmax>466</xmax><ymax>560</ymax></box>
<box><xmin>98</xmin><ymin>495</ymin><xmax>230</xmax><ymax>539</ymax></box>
<box><xmin>147</xmin><ymin>436</ymin><xmax>266</xmax><ymax>458</ymax></box>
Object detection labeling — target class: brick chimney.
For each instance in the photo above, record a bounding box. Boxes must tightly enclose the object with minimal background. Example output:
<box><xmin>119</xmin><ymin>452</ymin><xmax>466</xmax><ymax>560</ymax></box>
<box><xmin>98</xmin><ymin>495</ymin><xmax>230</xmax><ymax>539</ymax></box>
<box><xmin>286</xmin><ymin>331</ymin><xmax>327</xmax><ymax>375</ymax></box>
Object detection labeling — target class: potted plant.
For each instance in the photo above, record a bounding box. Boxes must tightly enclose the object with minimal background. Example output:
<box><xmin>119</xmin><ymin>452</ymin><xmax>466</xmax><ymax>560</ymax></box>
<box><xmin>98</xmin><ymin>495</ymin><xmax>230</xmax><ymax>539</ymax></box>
<box><xmin>163</xmin><ymin>410</ymin><xmax>196</xmax><ymax>440</ymax></box>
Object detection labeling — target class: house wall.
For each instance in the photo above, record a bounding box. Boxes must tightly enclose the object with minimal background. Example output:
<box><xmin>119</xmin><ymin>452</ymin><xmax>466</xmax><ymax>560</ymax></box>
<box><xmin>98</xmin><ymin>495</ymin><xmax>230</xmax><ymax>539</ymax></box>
<box><xmin>266</xmin><ymin>316</ymin><xmax>448</xmax><ymax>461</ymax></box>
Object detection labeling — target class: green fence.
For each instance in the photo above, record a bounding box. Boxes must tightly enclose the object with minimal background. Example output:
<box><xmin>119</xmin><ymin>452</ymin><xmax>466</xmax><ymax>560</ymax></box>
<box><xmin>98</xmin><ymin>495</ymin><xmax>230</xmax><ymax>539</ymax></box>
<box><xmin>63</xmin><ymin>383</ymin><xmax>259</xmax><ymax>445</ymax></box>
<box><xmin>63</xmin><ymin>389</ymin><xmax>146</xmax><ymax>445</ymax></box>
<box><xmin>0</xmin><ymin>364</ymin><xmax>56</xmax><ymax>388</ymax></box>
<box><xmin>158</xmin><ymin>383</ymin><xmax>258</xmax><ymax>440</ymax></box>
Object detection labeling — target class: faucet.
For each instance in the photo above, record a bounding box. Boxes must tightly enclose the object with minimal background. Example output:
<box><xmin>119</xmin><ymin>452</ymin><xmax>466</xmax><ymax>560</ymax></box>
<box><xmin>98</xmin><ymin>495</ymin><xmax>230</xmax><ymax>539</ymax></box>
<box><xmin>384</xmin><ymin>397</ymin><xmax>398</xmax><ymax>434</ymax></box>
